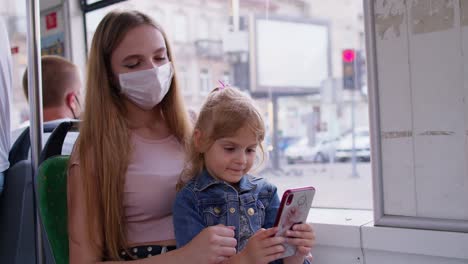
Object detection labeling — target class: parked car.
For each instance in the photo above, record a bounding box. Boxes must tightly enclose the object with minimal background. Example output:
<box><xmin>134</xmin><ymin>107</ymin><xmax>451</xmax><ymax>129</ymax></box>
<box><xmin>285</xmin><ymin>137</ymin><xmax>339</xmax><ymax>164</ymax></box>
<box><xmin>278</xmin><ymin>136</ymin><xmax>301</xmax><ymax>153</ymax></box>
<box><xmin>335</xmin><ymin>127</ymin><xmax>370</xmax><ymax>162</ymax></box>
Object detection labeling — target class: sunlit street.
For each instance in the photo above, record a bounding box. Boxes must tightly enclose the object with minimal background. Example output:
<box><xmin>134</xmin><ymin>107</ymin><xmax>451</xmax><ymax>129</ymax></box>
<box><xmin>260</xmin><ymin>160</ymin><xmax>373</xmax><ymax>210</ymax></box>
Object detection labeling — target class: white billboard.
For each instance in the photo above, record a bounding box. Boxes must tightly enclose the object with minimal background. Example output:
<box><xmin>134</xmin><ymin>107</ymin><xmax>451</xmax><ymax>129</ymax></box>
<box><xmin>254</xmin><ymin>17</ymin><xmax>330</xmax><ymax>94</ymax></box>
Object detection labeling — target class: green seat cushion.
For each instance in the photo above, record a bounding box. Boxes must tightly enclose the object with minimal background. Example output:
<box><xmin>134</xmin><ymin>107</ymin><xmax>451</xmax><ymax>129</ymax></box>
<box><xmin>38</xmin><ymin>156</ymin><xmax>70</xmax><ymax>264</ymax></box>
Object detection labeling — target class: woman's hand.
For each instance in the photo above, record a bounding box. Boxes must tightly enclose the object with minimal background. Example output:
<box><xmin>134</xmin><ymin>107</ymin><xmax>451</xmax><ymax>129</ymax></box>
<box><xmin>235</xmin><ymin>227</ymin><xmax>285</xmax><ymax>264</ymax></box>
<box><xmin>180</xmin><ymin>225</ymin><xmax>237</xmax><ymax>264</ymax></box>
<box><xmin>283</xmin><ymin>223</ymin><xmax>315</xmax><ymax>264</ymax></box>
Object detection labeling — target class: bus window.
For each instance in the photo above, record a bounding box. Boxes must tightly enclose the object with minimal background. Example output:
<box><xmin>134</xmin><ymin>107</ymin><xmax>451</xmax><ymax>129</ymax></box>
<box><xmin>6</xmin><ymin>0</ymin><xmax>371</xmax><ymax>210</ymax></box>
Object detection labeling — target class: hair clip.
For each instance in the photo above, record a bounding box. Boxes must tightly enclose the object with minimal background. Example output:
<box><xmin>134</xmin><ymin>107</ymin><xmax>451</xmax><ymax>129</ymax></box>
<box><xmin>218</xmin><ymin>80</ymin><xmax>228</xmax><ymax>89</ymax></box>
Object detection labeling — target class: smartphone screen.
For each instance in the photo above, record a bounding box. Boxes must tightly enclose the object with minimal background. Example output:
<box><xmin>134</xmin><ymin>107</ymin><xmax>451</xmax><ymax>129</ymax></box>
<box><xmin>274</xmin><ymin>186</ymin><xmax>315</xmax><ymax>258</ymax></box>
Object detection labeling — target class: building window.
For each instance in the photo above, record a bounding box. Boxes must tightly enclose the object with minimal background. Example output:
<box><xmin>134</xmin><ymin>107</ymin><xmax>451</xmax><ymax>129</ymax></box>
<box><xmin>198</xmin><ymin>16</ymin><xmax>210</xmax><ymax>40</ymax></box>
<box><xmin>222</xmin><ymin>71</ymin><xmax>230</xmax><ymax>85</ymax></box>
<box><xmin>199</xmin><ymin>68</ymin><xmax>211</xmax><ymax>94</ymax></box>
<box><xmin>178</xmin><ymin>66</ymin><xmax>191</xmax><ymax>95</ymax></box>
<box><xmin>174</xmin><ymin>13</ymin><xmax>189</xmax><ymax>43</ymax></box>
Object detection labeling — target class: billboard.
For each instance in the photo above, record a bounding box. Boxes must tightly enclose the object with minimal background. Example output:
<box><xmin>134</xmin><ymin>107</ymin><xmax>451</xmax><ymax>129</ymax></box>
<box><xmin>40</xmin><ymin>5</ymin><xmax>71</xmax><ymax>59</ymax></box>
<box><xmin>251</xmin><ymin>16</ymin><xmax>330</xmax><ymax>95</ymax></box>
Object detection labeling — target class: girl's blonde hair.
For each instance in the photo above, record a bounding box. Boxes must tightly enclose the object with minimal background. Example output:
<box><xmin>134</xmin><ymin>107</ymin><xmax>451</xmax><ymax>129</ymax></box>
<box><xmin>178</xmin><ymin>87</ymin><xmax>266</xmax><ymax>189</ymax></box>
<box><xmin>75</xmin><ymin>10</ymin><xmax>191</xmax><ymax>260</ymax></box>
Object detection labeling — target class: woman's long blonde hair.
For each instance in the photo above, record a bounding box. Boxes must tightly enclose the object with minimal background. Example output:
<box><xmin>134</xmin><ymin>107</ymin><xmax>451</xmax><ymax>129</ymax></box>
<box><xmin>178</xmin><ymin>87</ymin><xmax>266</xmax><ymax>189</ymax></box>
<box><xmin>75</xmin><ymin>10</ymin><xmax>191</xmax><ymax>260</ymax></box>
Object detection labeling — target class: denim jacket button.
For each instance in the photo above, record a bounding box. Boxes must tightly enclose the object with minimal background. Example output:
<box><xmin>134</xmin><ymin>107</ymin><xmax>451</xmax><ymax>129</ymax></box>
<box><xmin>214</xmin><ymin>207</ymin><xmax>221</xmax><ymax>214</ymax></box>
<box><xmin>229</xmin><ymin>207</ymin><xmax>236</xmax><ymax>214</ymax></box>
<box><xmin>247</xmin><ymin>208</ymin><xmax>255</xmax><ymax>216</ymax></box>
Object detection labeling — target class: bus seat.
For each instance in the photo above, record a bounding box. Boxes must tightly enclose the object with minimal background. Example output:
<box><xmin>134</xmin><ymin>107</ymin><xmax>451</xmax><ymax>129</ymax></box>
<box><xmin>0</xmin><ymin>122</ymin><xmax>62</xmax><ymax>264</ymax></box>
<box><xmin>0</xmin><ymin>160</ymin><xmax>36</xmax><ymax>263</ymax></box>
<box><xmin>36</xmin><ymin>120</ymin><xmax>78</xmax><ymax>264</ymax></box>
<box><xmin>9</xmin><ymin>121</ymin><xmax>71</xmax><ymax>166</ymax></box>
<box><xmin>39</xmin><ymin>121</ymin><xmax>79</xmax><ymax>164</ymax></box>
<box><xmin>37</xmin><ymin>156</ymin><xmax>69</xmax><ymax>264</ymax></box>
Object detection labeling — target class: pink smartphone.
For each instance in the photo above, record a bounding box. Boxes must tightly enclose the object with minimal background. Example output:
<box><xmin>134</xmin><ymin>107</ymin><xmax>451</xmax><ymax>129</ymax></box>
<box><xmin>274</xmin><ymin>186</ymin><xmax>315</xmax><ymax>258</ymax></box>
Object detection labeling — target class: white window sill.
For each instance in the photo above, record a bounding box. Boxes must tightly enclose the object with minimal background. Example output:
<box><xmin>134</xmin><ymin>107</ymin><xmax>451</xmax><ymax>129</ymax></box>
<box><xmin>307</xmin><ymin>208</ymin><xmax>372</xmax><ymax>249</ymax></box>
<box><xmin>308</xmin><ymin>208</ymin><xmax>468</xmax><ymax>260</ymax></box>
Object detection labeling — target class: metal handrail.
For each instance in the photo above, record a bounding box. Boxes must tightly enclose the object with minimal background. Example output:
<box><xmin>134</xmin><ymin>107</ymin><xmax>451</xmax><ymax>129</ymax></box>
<box><xmin>26</xmin><ymin>0</ymin><xmax>45</xmax><ymax>262</ymax></box>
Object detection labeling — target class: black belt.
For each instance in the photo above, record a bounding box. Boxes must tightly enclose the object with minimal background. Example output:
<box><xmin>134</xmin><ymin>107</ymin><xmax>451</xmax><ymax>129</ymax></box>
<box><xmin>120</xmin><ymin>245</ymin><xmax>177</xmax><ymax>260</ymax></box>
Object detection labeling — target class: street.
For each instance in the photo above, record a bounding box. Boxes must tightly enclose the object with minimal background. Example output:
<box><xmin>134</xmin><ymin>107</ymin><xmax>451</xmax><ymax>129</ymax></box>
<box><xmin>258</xmin><ymin>161</ymin><xmax>373</xmax><ymax>210</ymax></box>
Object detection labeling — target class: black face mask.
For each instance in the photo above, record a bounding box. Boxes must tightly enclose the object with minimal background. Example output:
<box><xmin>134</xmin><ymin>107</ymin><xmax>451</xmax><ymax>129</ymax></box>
<box><xmin>70</xmin><ymin>95</ymin><xmax>81</xmax><ymax>119</ymax></box>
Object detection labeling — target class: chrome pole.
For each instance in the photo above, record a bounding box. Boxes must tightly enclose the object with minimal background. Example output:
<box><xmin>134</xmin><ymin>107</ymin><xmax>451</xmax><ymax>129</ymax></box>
<box><xmin>26</xmin><ymin>0</ymin><xmax>45</xmax><ymax>263</ymax></box>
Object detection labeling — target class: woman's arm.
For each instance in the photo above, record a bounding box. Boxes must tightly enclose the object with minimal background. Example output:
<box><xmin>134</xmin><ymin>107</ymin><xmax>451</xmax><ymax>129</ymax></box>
<box><xmin>69</xmin><ymin>164</ymin><xmax>183</xmax><ymax>263</ymax></box>
<box><xmin>68</xmin><ymin>164</ymin><xmax>103</xmax><ymax>263</ymax></box>
<box><xmin>68</xmin><ymin>164</ymin><xmax>236</xmax><ymax>264</ymax></box>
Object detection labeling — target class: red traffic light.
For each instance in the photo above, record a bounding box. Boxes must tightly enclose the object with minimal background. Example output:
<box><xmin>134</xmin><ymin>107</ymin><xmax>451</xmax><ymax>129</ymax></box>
<box><xmin>342</xmin><ymin>49</ymin><xmax>355</xmax><ymax>63</ymax></box>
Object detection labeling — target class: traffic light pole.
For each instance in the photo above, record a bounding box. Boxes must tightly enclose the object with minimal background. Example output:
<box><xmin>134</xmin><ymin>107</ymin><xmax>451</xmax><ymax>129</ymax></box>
<box><xmin>342</xmin><ymin>48</ymin><xmax>360</xmax><ymax>177</ymax></box>
<box><xmin>351</xmin><ymin>53</ymin><xmax>359</xmax><ymax>178</ymax></box>
<box><xmin>271</xmin><ymin>94</ymin><xmax>280</xmax><ymax>170</ymax></box>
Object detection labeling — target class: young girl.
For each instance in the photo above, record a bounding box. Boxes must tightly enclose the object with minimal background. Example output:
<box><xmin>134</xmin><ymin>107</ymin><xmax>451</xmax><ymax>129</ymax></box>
<box><xmin>173</xmin><ymin>87</ymin><xmax>315</xmax><ymax>264</ymax></box>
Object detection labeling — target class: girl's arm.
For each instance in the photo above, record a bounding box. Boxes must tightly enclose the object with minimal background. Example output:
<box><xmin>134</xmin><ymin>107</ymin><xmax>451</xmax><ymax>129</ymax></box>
<box><xmin>172</xmin><ymin>186</ymin><xmax>238</xmax><ymax>260</ymax></box>
<box><xmin>282</xmin><ymin>224</ymin><xmax>315</xmax><ymax>264</ymax></box>
<box><xmin>226</xmin><ymin>228</ymin><xmax>285</xmax><ymax>264</ymax></box>
<box><xmin>172</xmin><ymin>187</ymin><xmax>206</xmax><ymax>247</ymax></box>
<box><xmin>262</xmin><ymin>183</ymin><xmax>313</xmax><ymax>264</ymax></box>
<box><xmin>69</xmin><ymin>164</ymin><xmax>235</xmax><ymax>264</ymax></box>
<box><xmin>262</xmin><ymin>183</ymin><xmax>281</xmax><ymax>229</ymax></box>
<box><xmin>221</xmin><ymin>183</ymin><xmax>287</xmax><ymax>264</ymax></box>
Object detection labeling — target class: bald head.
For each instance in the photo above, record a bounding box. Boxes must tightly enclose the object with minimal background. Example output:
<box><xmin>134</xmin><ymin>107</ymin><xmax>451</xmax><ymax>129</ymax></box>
<box><xmin>22</xmin><ymin>55</ymin><xmax>81</xmax><ymax>108</ymax></box>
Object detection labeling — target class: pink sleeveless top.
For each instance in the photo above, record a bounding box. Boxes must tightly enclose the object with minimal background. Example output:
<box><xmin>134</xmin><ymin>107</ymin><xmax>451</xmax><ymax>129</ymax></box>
<box><xmin>124</xmin><ymin>133</ymin><xmax>184</xmax><ymax>244</ymax></box>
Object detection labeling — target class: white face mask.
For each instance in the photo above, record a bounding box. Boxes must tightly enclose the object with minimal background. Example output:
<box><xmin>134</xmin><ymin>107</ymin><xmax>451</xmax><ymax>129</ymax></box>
<box><xmin>119</xmin><ymin>62</ymin><xmax>174</xmax><ymax>110</ymax></box>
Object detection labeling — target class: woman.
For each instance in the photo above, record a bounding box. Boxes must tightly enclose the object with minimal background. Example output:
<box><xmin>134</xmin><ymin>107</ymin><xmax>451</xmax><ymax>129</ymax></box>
<box><xmin>68</xmin><ymin>10</ymin><xmax>237</xmax><ymax>263</ymax></box>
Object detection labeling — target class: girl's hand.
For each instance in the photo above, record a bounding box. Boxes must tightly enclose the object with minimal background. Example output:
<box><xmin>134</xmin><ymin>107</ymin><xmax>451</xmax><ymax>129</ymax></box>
<box><xmin>237</xmin><ymin>227</ymin><xmax>286</xmax><ymax>264</ymax></box>
<box><xmin>283</xmin><ymin>223</ymin><xmax>315</xmax><ymax>264</ymax></box>
<box><xmin>181</xmin><ymin>225</ymin><xmax>237</xmax><ymax>264</ymax></box>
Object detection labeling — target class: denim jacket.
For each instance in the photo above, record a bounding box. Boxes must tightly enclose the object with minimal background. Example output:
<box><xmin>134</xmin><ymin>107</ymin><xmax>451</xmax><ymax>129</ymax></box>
<box><xmin>173</xmin><ymin>169</ymin><xmax>311</xmax><ymax>264</ymax></box>
<box><xmin>173</xmin><ymin>169</ymin><xmax>279</xmax><ymax>249</ymax></box>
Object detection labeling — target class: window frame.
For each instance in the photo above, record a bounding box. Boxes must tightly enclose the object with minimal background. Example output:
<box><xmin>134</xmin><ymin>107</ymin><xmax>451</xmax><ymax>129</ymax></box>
<box><xmin>364</xmin><ymin>0</ymin><xmax>468</xmax><ymax>233</ymax></box>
